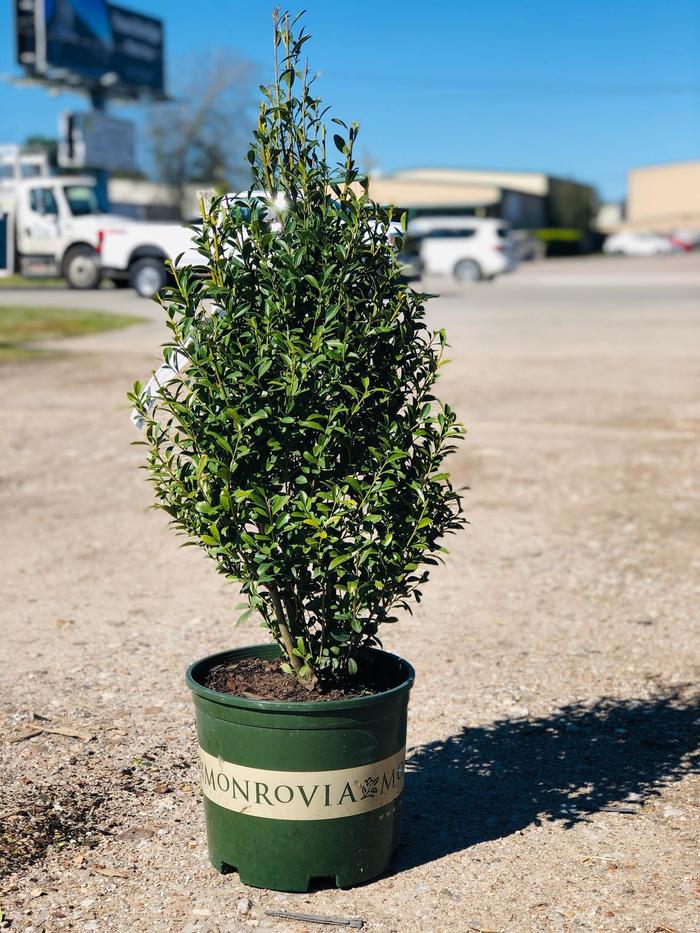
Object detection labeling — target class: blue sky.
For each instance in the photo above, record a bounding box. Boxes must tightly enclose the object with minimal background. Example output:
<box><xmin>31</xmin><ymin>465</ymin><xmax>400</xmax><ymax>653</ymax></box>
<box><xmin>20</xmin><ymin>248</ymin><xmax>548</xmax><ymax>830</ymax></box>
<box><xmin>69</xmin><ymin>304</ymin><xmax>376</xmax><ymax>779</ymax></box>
<box><xmin>1</xmin><ymin>0</ymin><xmax>699</xmax><ymax>200</ymax></box>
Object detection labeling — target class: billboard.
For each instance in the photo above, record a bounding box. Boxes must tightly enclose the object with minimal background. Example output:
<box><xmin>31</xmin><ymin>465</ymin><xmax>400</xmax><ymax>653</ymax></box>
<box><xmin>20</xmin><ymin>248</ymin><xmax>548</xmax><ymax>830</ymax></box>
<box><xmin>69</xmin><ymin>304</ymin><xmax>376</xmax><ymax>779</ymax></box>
<box><xmin>58</xmin><ymin>111</ymin><xmax>137</xmax><ymax>172</ymax></box>
<box><xmin>15</xmin><ymin>0</ymin><xmax>165</xmax><ymax>98</ymax></box>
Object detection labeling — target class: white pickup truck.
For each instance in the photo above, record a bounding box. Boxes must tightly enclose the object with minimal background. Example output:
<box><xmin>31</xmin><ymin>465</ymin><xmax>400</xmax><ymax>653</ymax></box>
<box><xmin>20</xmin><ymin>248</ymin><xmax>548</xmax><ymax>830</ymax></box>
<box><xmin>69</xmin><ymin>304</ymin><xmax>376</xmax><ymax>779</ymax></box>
<box><xmin>98</xmin><ymin>216</ymin><xmax>201</xmax><ymax>297</ymax></box>
<box><xmin>100</xmin><ymin>193</ymin><xmax>422</xmax><ymax>299</ymax></box>
<box><xmin>99</xmin><ymin>191</ymin><xmax>289</xmax><ymax>298</ymax></box>
<box><xmin>0</xmin><ymin>147</ymin><xmax>114</xmax><ymax>288</ymax></box>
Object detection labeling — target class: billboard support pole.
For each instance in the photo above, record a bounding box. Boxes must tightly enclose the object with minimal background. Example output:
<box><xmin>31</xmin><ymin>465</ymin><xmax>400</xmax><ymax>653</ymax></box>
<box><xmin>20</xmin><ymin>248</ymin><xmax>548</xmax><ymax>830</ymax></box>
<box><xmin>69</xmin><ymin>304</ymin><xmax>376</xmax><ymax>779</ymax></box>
<box><xmin>89</xmin><ymin>87</ymin><xmax>110</xmax><ymax>211</ymax></box>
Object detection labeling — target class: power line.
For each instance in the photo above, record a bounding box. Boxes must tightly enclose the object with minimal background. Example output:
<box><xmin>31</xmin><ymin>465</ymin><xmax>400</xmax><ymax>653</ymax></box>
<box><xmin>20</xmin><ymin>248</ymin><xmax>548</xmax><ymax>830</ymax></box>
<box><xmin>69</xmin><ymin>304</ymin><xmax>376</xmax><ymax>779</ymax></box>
<box><xmin>320</xmin><ymin>73</ymin><xmax>700</xmax><ymax>98</ymax></box>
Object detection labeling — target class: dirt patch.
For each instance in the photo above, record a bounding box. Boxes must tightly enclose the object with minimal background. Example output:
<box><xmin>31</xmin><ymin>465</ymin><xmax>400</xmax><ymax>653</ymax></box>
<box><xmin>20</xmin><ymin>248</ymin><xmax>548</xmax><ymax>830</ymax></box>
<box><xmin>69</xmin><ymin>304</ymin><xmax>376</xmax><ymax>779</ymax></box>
<box><xmin>203</xmin><ymin>655</ymin><xmax>401</xmax><ymax>701</ymax></box>
<box><xmin>0</xmin><ymin>720</ymin><xmax>199</xmax><ymax>896</ymax></box>
<box><xmin>0</xmin><ymin>785</ymin><xmax>103</xmax><ymax>880</ymax></box>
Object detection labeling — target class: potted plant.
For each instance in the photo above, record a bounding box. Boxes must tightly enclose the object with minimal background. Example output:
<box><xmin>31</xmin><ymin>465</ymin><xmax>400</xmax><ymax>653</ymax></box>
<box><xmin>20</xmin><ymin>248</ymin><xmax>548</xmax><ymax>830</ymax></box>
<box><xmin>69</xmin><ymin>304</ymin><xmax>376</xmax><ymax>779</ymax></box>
<box><xmin>128</xmin><ymin>10</ymin><xmax>464</xmax><ymax>892</ymax></box>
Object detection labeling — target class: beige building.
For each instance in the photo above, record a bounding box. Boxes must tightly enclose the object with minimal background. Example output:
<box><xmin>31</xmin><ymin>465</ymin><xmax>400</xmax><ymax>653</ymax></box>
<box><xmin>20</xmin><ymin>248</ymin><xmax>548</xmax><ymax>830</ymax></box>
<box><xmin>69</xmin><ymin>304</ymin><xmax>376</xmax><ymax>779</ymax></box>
<box><xmin>367</xmin><ymin>167</ymin><xmax>595</xmax><ymax>232</ymax></box>
<box><xmin>371</xmin><ymin>167</ymin><xmax>549</xmax><ymax>198</ymax></box>
<box><xmin>625</xmin><ymin>161</ymin><xmax>700</xmax><ymax>232</ymax></box>
<box><xmin>108</xmin><ymin>178</ymin><xmax>207</xmax><ymax>219</ymax></box>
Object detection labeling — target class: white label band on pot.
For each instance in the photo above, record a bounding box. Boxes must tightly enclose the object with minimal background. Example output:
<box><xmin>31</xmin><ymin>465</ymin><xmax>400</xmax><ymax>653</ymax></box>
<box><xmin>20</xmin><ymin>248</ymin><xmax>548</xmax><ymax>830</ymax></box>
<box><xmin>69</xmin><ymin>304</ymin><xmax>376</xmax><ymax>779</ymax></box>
<box><xmin>198</xmin><ymin>746</ymin><xmax>405</xmax><ymax>821</ymax></box>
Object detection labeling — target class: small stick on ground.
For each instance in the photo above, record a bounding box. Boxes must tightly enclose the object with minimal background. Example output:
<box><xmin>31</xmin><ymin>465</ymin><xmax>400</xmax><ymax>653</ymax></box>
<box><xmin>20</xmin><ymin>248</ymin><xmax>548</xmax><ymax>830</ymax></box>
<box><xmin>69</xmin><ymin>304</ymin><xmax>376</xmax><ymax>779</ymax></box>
<box><xmin>265</xmin><ymin>909</ymin><xmax>363</xmax><ymax>929</ymax></box>
<box><xmin>39</xmin><ymin>725</ymin><xmax>93</xmax><ymax>740</ymax></box>
<box><xmin>8</xmin><ymin>725</ymin><xmax>92</xmax><ymax>743</ymax></box>
<box><xmin>8</xmin><ymin>730</ymin><xmax>44</xmax><ymax>743</ymax></box>
<box><xmin>580</xmin><ymin>853</ymin><xmax>624</xmax><ymax>862</ymax></box>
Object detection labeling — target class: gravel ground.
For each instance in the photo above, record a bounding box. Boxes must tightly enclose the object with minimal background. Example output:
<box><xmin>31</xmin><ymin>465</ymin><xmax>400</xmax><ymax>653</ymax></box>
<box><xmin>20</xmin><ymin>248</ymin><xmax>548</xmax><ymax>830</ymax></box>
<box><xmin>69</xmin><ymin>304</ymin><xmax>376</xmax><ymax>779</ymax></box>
<box><xmin>1</xmin><ymin>253</ymin><xmax>698</xmax><ymax>932</ymax></box>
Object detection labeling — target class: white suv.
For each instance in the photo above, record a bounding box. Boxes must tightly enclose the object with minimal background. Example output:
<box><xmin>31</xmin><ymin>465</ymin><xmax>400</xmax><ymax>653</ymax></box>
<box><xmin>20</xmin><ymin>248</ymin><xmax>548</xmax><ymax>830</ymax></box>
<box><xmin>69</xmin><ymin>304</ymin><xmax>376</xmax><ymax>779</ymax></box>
<box><xmin>407</xmin><ymin>216</ymin><xmax>516</xmax><ymax>282</ymax></box>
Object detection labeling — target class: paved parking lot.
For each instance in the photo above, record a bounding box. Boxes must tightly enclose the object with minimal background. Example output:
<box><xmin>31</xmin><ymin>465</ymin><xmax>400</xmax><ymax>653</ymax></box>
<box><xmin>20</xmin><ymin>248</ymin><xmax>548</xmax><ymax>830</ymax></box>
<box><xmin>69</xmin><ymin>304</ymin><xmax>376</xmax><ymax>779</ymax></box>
<box><xmin>1</xmin><ymin>253</ymin><xmax>698</xmax><ymax>932</ymax></box>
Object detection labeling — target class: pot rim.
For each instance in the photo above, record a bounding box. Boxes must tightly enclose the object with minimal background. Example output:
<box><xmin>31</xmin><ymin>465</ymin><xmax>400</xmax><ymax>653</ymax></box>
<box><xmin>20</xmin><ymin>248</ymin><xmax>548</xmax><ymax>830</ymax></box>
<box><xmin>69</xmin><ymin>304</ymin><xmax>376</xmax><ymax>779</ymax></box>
<box><xmin>186</xmin><ymin>643</ymin><xmax>415</xmax><ymax>713</ymax></box>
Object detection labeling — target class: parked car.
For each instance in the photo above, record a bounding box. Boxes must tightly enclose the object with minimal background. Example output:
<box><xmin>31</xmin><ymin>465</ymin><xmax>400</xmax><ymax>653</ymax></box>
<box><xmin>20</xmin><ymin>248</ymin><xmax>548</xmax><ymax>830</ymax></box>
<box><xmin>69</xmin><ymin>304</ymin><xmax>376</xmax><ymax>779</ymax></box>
<box><xmin>603</xmin><ymin>231</ymin><xmax>677</xmax><ymax>257</ymax></box>
<box><xmin>668</xmin><ymin>229</ymin><xmax>700</xmax><ymax>252</ymax></box>
<box><xmin>406</xmin><ymin>216</ymin><xmax>516</xmax><ymax>282</ymax></box>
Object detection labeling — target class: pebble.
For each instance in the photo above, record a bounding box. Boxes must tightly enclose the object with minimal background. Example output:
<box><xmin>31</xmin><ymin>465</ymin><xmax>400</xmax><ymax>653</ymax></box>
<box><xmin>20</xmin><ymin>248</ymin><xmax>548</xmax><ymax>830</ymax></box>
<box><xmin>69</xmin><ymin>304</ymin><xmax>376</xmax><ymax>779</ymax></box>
<box><xmin>441</xmin><ymin>887</ymin><xmax>460</xmax><ymax>901</ymax></box>
<box><xmin>237</xmin><ymin>896</ymin><xmax>253</xmax><ymax>914</ymax></box>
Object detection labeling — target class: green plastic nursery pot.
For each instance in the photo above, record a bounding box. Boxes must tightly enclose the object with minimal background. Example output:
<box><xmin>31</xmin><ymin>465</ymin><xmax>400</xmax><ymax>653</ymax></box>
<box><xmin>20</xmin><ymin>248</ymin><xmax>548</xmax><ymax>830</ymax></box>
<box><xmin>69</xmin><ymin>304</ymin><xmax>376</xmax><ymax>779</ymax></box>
<box><xmin>186</xmin><ymin>643</ymin><xmax>414</xmax><ymax>892</ymax></box>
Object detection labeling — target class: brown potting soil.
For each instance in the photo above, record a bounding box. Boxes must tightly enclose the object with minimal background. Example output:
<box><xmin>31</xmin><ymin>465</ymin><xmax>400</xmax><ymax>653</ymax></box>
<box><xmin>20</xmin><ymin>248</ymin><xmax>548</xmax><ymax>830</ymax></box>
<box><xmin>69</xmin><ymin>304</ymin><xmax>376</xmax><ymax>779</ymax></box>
<box><xmin>202</xmin><ymin>655</ymin><xmax>400</xmax><ymax>701</ymax></box>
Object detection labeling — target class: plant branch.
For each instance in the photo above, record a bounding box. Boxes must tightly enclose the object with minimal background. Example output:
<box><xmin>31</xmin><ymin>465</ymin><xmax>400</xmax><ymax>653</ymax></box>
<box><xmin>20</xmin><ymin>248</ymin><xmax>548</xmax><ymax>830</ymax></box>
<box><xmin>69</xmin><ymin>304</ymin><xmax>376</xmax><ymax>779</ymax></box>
<box><xmin>267</xmin><ymin>583</ymin><xmax>301</xmax><ymax>673</ymax></box>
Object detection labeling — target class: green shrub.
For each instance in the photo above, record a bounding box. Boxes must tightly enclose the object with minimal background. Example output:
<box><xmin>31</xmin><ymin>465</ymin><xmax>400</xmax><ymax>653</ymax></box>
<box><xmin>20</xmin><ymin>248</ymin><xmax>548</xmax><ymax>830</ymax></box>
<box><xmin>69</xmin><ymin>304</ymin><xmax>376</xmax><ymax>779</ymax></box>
<box><xmin>129</xmin><ymin>11</ymin><xmax>465</xmax><ymax>690</ymax></box>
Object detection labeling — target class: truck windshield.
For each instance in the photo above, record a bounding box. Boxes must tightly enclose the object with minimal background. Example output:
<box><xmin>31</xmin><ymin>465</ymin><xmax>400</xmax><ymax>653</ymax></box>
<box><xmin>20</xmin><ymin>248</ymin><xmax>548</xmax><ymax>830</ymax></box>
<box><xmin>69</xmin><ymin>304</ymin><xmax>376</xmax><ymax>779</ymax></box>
<box><xmin>64</xmin><ymin>185</ymin><xmax>106</xmax><ymax>216</ymax></box>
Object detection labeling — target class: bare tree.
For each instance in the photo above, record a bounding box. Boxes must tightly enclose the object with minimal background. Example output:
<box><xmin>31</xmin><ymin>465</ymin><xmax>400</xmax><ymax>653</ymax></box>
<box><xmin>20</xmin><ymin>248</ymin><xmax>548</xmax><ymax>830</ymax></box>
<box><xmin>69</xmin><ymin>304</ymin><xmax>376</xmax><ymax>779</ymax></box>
<box><xmin>148</xmin><ymin>50</ymin><xmax>257</xmax><ymax>216</ymax></box>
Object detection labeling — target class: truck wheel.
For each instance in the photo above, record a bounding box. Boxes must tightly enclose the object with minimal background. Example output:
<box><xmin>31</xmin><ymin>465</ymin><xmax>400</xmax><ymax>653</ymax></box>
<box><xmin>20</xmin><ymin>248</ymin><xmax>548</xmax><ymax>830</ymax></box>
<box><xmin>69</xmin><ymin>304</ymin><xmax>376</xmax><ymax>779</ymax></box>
<box><xmin>453</xmin><ymin>259</ymin><xmax>482</xmax><ymax>283</ymax></box>
<box><xmin>130</xmin><ymin>258</ymin><xmax>167</xmax><ymax>298</ymax></box>
<box><xmin>64</xmin><ymin>246</ymin><xmax>102</xmax><ymax>289</ymax></box>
